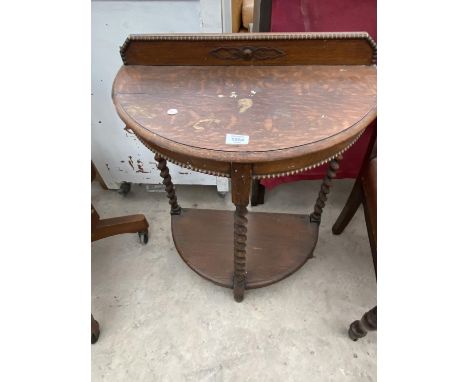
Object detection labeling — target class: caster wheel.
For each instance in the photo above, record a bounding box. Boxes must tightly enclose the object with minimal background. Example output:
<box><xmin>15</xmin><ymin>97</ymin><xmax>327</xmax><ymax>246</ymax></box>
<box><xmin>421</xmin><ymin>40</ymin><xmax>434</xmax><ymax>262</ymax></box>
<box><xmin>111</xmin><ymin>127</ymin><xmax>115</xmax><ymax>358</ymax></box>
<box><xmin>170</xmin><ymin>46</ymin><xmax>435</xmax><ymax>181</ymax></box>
<box><xmin>118</xmin><ymin>182</ymin><xmax>131</xmax><ymax>196</ymax></box>
<box><xmin>138</xmin><ymin>230</ymin><xmax>149</xmax><ymax>244</ymax></box>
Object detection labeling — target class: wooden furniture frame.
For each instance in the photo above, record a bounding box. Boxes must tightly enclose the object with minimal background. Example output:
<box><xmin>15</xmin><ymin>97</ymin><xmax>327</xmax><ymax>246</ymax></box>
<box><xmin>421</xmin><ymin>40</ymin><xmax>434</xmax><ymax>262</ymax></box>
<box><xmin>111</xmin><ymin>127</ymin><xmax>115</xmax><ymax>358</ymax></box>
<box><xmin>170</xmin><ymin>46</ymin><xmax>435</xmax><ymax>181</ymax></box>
<box><xmin>91</xmin><ymin>164</ymin><xmax>149</xmax><ymax>244</ymax></box>
<box><xmin>332</xmin><ymin>132</ymin><xmax>377</xmax><ymax>340</ymax></box>
<box><xmin>112</xmin><ymin>32</ymin><xmax>376</xmax><ymax>302</ymax></box>
<box><xmin>91</xmin><ymin>163</ymin><xmax>149</xmax><ymax>343</ymax></box>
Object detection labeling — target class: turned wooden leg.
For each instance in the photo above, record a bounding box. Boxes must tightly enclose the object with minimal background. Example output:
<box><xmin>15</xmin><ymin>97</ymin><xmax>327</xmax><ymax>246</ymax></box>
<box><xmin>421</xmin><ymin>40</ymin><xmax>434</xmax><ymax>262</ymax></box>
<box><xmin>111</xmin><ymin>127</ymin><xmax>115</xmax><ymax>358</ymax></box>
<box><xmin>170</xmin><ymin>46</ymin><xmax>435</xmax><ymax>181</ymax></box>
<box><xmin>156</xmin><ymin>156</ymin><xmax>181</xmax><ymax>215</ymax></box>
<box><xmin>348</xmin><ymin>306</ymin><xmax>377</xmax><ymax>341</ymax></box>
<box><xmin>91</xmin><ymin>314</ymin><xmax>100</xmax><ymax>344</ymax></box>
<box><xmin>231</xmin><ymin>163</ymin><xmax>252</xmax><ymax>302</ymax></box>
<box><xmin>332</xmin><ymin>180</ymin><xmax>363</xmax><ymax>235</ymax></box>
<box><xmin>233</xmin><ymin>205</ymin><xmax>248</xmax><ymax>302</ymax></box>
<box><xmin>310</xmin><ymin>155</ymin><xmax>342</xmax><ymax>224</ymax></box>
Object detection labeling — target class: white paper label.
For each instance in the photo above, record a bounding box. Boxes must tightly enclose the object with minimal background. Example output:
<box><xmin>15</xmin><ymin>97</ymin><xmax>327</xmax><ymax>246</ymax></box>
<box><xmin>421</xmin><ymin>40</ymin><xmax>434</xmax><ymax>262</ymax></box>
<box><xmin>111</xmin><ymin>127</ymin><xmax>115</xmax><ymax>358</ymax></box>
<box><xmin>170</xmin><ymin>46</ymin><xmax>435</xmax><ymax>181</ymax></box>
<box><xmin>226</xmin><ymin>134</ymin><xmax>249</xmax><ymax>145</ymax></box>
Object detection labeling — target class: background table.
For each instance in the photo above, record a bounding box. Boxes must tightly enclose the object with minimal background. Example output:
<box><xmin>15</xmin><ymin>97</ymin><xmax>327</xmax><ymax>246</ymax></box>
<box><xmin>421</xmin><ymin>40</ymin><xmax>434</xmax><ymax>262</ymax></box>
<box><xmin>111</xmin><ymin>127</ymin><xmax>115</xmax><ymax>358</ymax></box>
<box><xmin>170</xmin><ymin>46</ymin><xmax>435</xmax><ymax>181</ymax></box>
<box><xmin>112</xmin><ymin>32</ymin><xmax>377</xmax><ymax>301</ymax></box>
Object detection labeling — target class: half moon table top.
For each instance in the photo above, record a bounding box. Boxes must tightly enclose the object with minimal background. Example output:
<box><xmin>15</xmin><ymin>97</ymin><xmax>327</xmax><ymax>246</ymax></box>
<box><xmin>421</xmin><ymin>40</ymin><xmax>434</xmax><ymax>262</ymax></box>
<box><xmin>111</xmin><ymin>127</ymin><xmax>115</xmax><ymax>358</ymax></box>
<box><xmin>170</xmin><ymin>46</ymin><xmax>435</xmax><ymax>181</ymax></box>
<box><xmin>112</xmin><ymin>33</ymin><xmax>377</xmax><ymax>178</ymax></box>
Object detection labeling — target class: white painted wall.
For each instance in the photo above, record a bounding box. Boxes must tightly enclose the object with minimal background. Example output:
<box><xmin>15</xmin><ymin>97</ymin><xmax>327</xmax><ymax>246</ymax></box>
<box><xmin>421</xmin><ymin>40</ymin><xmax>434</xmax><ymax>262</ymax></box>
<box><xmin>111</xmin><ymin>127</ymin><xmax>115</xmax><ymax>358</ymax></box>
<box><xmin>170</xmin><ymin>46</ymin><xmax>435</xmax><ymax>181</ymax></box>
<box><xmin>91</xmin><ymin>0</ymin><xmax>227</xmax><ymax>190</ymax></box>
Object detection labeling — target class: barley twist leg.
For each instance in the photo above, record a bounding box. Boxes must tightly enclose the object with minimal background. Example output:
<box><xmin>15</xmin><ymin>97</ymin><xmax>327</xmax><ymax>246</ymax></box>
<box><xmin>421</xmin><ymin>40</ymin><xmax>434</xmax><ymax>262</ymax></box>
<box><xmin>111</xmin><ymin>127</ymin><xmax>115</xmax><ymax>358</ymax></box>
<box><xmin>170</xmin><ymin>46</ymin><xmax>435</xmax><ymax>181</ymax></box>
<box><xmin>310</xmin><ymin>155</ymin><xmax>342</xmax><ymax>224</ymax></box>
<box><xmin>156</xmin><ymin>156</ymin><xmax>181</xmax><ymax>215</ymax></box>
<box><xmin>233</xmin><ymin>205</ymin><xmax>248</xmax><ymax>302</ymax></box>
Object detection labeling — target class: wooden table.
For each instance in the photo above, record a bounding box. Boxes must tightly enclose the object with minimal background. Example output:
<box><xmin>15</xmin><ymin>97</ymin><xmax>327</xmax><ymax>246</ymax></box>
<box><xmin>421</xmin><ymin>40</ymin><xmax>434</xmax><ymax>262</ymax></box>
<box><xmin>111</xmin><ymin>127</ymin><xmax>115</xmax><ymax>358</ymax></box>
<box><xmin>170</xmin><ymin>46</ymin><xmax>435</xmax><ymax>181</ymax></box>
<box><xmin>112</xmin><ymin>32</ymin><xmax>377</xmax><ymax>302</ymax></box>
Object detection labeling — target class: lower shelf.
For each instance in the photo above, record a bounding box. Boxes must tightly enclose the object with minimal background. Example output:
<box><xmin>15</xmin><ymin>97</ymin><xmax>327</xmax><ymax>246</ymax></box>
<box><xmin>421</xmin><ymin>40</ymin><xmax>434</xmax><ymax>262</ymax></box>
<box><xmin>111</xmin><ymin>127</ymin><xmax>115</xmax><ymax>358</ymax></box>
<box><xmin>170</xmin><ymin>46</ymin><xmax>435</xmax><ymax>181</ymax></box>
<box><xmin>171</xmin><ymin>208</ymin><xmax>319</xmax><ymax>289</ymax></box>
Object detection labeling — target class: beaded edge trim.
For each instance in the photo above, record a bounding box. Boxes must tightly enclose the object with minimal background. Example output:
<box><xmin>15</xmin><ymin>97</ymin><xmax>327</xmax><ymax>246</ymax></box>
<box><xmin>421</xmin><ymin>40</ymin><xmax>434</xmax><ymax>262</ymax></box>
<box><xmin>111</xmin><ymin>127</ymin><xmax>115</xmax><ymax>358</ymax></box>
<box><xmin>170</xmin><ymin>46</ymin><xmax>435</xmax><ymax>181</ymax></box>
<box><xmin>252</xmin><ymin>129</ymin><xmax>365</xmax><ymax>179</ymax></box>
<box><xmin>132</xmin><ymin>129</ymin><xmax>365</xmax><ymax>180</ymax></box>
<box><xmin>136</xmin><ymin>135</ymin><xmax>231</xmax><ymax>177</ymax></box>
<box><xmin>120</xmin><ymin>32</ymin><xmax>377</xmax><ymax>65</ymax></box>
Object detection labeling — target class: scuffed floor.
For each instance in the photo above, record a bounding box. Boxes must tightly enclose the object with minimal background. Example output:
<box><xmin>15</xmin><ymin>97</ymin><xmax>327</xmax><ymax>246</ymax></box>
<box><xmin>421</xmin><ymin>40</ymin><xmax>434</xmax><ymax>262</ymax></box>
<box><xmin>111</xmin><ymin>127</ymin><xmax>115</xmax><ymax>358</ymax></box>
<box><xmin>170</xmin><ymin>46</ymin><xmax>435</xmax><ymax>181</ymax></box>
<box><xmin>92</xmin><ymin>179</ymin><xmax>376</xmax><ymax>381</ymax></box>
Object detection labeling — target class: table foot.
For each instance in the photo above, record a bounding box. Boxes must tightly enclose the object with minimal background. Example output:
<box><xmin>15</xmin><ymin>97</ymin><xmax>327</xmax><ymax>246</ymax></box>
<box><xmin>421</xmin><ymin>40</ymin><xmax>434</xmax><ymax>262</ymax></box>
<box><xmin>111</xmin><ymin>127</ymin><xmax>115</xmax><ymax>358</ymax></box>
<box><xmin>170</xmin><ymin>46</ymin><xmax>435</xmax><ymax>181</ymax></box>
<box><xmin>348</xmin><ymin>306</ymin><xmax>377</xmax><ymax>341</ymax></box>
<box><xmin>156</xmin><ymin>156</ymin><xmax>181</xmax><ymax>215</ymax></box>
<box><xmin>233</xmin><ymin>278</ymin><xmax>246</xmax><ymax>302</ymax></box>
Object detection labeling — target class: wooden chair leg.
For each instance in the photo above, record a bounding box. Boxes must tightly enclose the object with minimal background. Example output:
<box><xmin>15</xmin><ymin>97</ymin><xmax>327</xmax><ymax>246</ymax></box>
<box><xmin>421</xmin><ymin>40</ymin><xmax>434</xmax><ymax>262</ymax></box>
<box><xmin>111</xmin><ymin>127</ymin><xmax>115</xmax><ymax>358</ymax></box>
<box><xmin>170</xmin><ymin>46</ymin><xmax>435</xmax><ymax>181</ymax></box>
<box><xmin>91</xmin><ymin>314</ymin><xmax>100</xmax><ymax>344</ymax></box>
<box><xmin>348</xmin><ymin>306</ymin><xmax>377</xmax><ymax>341</ymax></box>
<box><xmin>251</xmin><ymin>179</ymin><xmax>265</xmax><ymax>206</ymax></box>
<box><xmin>91</xmin><ymin>213</ymin><xmax>149</xmax><ymax>243</ymax></box>
<box><xmin>363</xmin><ymin>199</ymin><xmax>377</xmax><ymax>275</ymax></box>
<box><xmin>332</xmin><ymin>180</ymin><xmax>363</xmax><ymax>235</ymax></box>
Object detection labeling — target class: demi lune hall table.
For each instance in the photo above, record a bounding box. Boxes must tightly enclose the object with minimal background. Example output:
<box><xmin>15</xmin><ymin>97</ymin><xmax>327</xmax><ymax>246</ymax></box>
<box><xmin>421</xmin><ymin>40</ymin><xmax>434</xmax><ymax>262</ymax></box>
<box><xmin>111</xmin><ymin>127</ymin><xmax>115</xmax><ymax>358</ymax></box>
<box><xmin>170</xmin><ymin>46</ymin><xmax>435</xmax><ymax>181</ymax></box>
<box><xmin>112</xmin><ymin>32</ymin><xmax>377</xmax><ymax>302</ymax></box>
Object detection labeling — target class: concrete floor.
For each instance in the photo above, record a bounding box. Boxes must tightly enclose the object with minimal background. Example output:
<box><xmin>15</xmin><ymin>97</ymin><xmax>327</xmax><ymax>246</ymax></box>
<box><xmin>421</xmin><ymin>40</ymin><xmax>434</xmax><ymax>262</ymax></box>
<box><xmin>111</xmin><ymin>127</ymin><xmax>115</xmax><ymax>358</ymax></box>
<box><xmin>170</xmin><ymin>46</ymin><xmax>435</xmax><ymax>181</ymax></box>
<box><xmin>92</xmin><ymin>179</ymin><xmax>376</xmax><ymax>381</ymax></box>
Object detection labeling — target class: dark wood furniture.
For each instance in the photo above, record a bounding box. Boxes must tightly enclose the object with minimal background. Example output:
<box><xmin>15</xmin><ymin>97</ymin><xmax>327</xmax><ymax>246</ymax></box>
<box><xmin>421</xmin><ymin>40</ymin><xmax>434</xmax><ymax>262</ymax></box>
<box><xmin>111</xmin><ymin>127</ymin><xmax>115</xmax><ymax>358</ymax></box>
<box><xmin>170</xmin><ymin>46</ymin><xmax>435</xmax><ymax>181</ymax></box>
<box><xmin>112</xmin><ymin>32</ymin><xmax>377</xmax><ymax>302</ymax></box>
<box><xmin>332</xmin><ymin>135</ymin><xmax>377</xmax><ymax>340</ymax></box>
<box><xmin>91</xmin><ymin>163</ymin><xmax>149</xmax><ymax>343</ymax></box>
<box><xmin>92</xmin><ymin>207</ymin><xmax>149</xmax><ymax>244</ymax></box>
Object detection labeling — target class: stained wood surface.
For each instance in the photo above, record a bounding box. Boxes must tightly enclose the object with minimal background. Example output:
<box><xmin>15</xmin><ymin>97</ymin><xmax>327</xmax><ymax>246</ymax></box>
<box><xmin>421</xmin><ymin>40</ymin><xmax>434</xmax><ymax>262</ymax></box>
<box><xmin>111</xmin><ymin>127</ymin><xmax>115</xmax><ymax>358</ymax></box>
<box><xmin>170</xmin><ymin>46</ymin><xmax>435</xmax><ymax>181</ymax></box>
<box><xmin>91</xmin><ymin>212</ymin><xmax>149</xmax><ymax>242</ymax></box>
<box><xmin>113</xmin><ymin>65</ymin><xmax>376</xmax><ymax>162</ymax></box>
<box><xmin>120</xmin><ymin>33</ymin><xmax>376</xmax><ymax>66</ymax></box>
<box><xmin>171</xmin><ymin>208</ymin><xmax>319</xmax><ymax>289</ymax></box>
<box><xmin>113</xmin><ymin>33</ymin><xmax>377</xmax><ymax>176</ymax></box>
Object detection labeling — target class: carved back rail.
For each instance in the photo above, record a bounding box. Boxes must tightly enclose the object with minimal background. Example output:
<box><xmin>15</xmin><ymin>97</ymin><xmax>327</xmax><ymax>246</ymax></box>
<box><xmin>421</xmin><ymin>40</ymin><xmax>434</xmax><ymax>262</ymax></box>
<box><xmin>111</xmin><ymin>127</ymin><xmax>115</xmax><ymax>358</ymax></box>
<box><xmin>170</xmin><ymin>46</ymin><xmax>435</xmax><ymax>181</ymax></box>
<box><xmin>120</xmin><ymin>32</ymin><xmax>377</xmax><ymax>66</ymax></box>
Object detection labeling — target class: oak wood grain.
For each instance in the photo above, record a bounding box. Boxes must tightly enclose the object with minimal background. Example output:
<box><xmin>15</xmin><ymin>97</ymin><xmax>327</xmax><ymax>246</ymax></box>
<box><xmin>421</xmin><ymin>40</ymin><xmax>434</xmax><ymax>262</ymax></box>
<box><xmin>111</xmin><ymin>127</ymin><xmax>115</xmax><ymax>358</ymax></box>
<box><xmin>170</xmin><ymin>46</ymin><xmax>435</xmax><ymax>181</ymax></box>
<box><xmin>171</xmin><ymin>208</ymin><xmax>318</xmax><ymax>289</ymax></box>
<box><xmin>113</xmin><ymin>65</ymin><xmax>376</xmax><ymax>167</ymax></box>
<box><xmin>110</xmin><ymin>33</ymin><xmax>378</xmax><ymax>301</ymax></box>
<box><xmin>113</xmin><ymin>33</ymin><xmax>376</xmax><ymax>178</ymax></box>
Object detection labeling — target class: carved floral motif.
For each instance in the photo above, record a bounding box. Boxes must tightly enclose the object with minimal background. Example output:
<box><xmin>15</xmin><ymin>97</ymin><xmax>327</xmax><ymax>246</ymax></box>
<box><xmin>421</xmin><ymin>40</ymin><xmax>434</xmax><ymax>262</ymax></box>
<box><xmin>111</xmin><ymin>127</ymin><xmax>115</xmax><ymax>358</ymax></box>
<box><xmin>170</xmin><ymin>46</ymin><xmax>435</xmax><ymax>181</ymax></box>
<box><xmin>210</xmin><ymin>46</ymin><xmax>286</xmax><ymax>61</ymax></box>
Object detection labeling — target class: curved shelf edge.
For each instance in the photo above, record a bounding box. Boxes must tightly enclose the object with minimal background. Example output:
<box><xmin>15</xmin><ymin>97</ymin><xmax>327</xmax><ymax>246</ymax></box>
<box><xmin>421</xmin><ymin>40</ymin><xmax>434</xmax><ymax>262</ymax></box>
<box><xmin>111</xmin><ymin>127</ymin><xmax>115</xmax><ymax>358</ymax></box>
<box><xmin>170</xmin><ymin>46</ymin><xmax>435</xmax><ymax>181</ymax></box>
<box><xmin>171</xmin><ymin>208</ymin><xmax>319</xmax><ymax>289</ymax></box>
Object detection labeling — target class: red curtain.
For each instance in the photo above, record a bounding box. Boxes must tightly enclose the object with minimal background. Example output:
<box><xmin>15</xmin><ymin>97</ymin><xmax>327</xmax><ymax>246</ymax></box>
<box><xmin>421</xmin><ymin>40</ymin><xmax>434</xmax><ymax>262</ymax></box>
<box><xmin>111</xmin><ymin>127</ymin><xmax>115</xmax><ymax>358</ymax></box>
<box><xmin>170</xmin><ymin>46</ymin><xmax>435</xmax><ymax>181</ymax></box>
<box><xmin>271</xmin><ymin>0</ymin><xmax>376</xmax><ymax>39</ymax></box>
<box><xmin>262</xmin><ymin>0</ymin><xmax>376</xmax><ymax>189</ymax></box>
